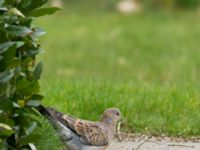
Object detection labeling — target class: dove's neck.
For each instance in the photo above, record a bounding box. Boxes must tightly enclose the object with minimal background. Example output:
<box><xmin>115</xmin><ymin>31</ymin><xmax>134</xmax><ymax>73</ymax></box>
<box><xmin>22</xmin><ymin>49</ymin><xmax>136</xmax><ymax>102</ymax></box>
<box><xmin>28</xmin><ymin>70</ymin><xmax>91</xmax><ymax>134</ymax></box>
<box><xmin>100</xmin><ymin>116</ymin><xmax>117</xmax><ymax>134</ymax></box>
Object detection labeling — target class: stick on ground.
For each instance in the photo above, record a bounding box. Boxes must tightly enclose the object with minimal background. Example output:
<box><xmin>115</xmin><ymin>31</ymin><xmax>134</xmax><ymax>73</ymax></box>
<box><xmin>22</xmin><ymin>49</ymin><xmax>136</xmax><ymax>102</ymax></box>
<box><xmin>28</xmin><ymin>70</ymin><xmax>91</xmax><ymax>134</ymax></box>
<box><xmin>134</xmin><ymin>136</ymin><xmax>151</xmax><ymax>150</ymax></box>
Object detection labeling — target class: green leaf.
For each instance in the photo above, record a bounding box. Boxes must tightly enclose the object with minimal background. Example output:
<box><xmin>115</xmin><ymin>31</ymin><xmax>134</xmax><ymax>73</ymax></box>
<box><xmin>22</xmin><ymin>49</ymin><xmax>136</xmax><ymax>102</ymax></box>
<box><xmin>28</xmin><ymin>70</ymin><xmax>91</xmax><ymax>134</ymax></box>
<box><xmin>0</xmin><ymin>28</ymin><xmax>8</xmax><ymax>43</ymax></box>
<box><xmin>29</xmin><ymin>7</ymin><xmax>61</xmax><ymax>17</ymax></box>
<box><xmin>10</xmin><ymin>8</ymin><xmax>25</xmax><ymax>17</ymax></box>
<box><xmin>0</xmin><ymin>97</ymin><xmax>13</xmax><ymax>112</ymax></box>
<box><xmin>30</xmin><ymin>94</ymin><xmax>43</xmax><ymax>101</ymax></box>
<box><xmin>18</xmin><ymin>100</ymin><xmax>26</xmax><ymax>108</ymax></box>
<box><xmin>28</xmin><ymin>108</ymin><xmax>42</xmax><ymax>118</ymax></box>
<box><xmin>28</xmin><ymin>143</ymin><xmax>37</xmax><ymax>150</ymax></box>
<box><xmin>0</xmin><ymin>42</ymin><xmax>14</xmax><ymax>54</ymax></box>
<box><xmin>0</xmin><ymin>123</ymin><xmax>14</xmax><ymax>136</ymax></box>
<box><xmin>20</xmin><ymin>133</ymin><xmax>41</xmax><ymax>147</ymax></box>
<box><xmin>0</xmin><ymin>1</ymin><xmax>4</xmax><ymax>6</ymax></box>
<box><xmin>0</xmin><ymin>70</ymin><xmax>14</xmax><ymax>84</ymax></box>
<box><xmin>26</xmin><ymin>94</ymin><xmax>43</xmax><ymax>107</ymax></box>
<box><xmin>33</xmin><ymin>62</ymin><xmax>43</xmax><ymax>80</ymax></box>
<box><xmin>24</xmin><ymin>111</ymin><xmax>42</xmax><ymax>126</ymax></box>
<box><xmin>0</xmin><ymin>116</ymin><xmax>15</xmax><ymax>127</ymax></box>
<box><xmin>12</xmin><ymin>102</ymin><xmax>20</xmax><ymax>108</ymax></box>
<box><xmin>31</xmin><ymin>27</ymin><xmax>46</xmax><ymax>39</ymax></box>
<box><xmin>19</xmin><ymin>0</ymin><xmax>32</xmax><ymax>9</ymax></box>
<box><xmin>6</xmin><ymin>25</ymin><xmax>33</xmax><ymax>37</ymax></box>
<box><xmin>0</xmin><ymin>41</ymin><xmax>24</xmax><ymax>54</ymax></box>
<box><xmin>16</xmin><ymin>79</ymin><xmax>40</xmax><ymax>96</ymax></box>
<box><xmin>0</xmin><ymin>44</ymin><xmax>16</xmax><ymax>71</ymax></box>
<box><xmin>24</xmin><ymin>122</ymin><xmax>37</xmax><ymax>137</ymax></box>
<box><xmin>0</xmin><ymin>123</ymin><xmax>12</xmax><ymax>130</ymax></box>
<box><xmin>18</xmin><ymin>0</ymin><xmax>48</xmax><ymax>13</ymax></box>
<box><xmin>27</xmin><ymin>100</ymin><xmax>41</xmax><ymax>107</ymax></box>
<box><xmin>0</xmin><ymin>7</ymin><xmax>8</xmax><ymax>12</ymax></box>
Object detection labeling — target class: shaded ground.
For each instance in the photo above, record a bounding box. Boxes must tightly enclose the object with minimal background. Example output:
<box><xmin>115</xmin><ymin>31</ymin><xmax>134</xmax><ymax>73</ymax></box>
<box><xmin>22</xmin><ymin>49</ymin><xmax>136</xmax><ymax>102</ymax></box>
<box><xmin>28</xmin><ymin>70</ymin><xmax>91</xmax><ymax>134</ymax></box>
<box><xmin>108</xmin><ymin>136</ymin><xmax>200</xmax><ymax>150</ymax></box>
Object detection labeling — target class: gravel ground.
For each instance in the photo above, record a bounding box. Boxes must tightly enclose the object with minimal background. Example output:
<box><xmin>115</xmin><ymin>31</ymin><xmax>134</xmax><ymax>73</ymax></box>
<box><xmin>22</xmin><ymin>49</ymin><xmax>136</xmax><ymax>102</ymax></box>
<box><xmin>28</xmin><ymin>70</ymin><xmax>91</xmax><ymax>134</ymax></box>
<box><xmin>108</xmin><ymin>135</ymin><xmax>200</xmax><ymax>150</ymax></box>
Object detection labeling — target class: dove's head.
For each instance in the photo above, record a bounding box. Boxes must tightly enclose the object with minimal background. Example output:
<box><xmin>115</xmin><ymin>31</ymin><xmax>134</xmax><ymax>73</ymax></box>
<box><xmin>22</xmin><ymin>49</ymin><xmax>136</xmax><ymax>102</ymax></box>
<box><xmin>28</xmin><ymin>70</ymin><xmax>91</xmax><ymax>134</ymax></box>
<box><xmin>101</xmin><ymin>108</ymin><xmax>121</xmax><ymax>125</ymax></box>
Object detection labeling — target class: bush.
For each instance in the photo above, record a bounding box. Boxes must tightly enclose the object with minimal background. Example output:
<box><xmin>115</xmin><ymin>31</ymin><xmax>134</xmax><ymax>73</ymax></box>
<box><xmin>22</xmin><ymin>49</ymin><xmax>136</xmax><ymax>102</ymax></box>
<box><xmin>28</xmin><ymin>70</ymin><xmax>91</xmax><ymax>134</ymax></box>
<box><xmin>141</xmin><ymin>0</ymin><xmax>200</xmax><ymax>10</ymax></box>
<box><xmin>0</xmin><ymin>0</ymin><xmax>59</xmax><ymax>149</ymax></box>
<box><xmin>175</xmin><ymin>0</ymin><xmax>200</xmax><ymax>8</ymax></box>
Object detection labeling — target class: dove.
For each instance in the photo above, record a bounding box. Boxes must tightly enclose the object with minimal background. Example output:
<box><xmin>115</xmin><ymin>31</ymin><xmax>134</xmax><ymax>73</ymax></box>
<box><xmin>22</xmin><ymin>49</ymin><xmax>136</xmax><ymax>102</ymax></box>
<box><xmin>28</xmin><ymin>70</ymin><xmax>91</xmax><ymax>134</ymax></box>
<box><xmin>37</xmin><ymin>105</ymin><xmax>121</xmax><ymax>150</ymax></box>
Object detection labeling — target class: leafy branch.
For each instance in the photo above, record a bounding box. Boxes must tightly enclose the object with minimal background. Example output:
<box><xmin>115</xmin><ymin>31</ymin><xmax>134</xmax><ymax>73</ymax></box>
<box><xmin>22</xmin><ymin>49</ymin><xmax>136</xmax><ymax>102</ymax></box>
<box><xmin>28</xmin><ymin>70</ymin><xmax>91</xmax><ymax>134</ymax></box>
<box><xmin>0</xmin><ymin>0</ymin><xmax>60</xmax><ymax>149</ymax></box>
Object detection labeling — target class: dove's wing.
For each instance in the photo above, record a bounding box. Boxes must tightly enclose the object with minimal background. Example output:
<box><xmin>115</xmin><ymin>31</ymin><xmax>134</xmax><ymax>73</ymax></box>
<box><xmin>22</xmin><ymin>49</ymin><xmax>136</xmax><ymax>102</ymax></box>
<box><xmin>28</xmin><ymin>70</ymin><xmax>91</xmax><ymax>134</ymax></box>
<box><xmin>84</xmin><ymin>122</ymin><xmax>110</xmax><ymax>146</ymax></box>
<box><xmin>62</xmin><ymin>116</ymin><xmax>110</xmax><ymax>146</ymax></box>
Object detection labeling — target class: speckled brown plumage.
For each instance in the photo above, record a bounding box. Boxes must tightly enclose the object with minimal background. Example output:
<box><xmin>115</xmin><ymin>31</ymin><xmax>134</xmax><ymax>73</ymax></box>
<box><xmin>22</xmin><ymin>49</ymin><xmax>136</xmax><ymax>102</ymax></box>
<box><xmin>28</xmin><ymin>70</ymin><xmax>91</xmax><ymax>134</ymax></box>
<box><xmin>47</xmin><ymin>107</ymin><xmax>121</xmax><ymax>146</ymax></box>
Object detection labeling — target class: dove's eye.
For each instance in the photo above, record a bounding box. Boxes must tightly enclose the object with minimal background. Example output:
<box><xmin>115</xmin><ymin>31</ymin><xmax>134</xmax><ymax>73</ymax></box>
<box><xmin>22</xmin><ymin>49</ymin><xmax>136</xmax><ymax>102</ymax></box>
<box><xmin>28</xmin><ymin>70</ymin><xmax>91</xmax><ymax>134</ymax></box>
<box><xmin>116</xmin><ymin>112</ymin><xmax>120</xmax><ymax>116</ymax></box>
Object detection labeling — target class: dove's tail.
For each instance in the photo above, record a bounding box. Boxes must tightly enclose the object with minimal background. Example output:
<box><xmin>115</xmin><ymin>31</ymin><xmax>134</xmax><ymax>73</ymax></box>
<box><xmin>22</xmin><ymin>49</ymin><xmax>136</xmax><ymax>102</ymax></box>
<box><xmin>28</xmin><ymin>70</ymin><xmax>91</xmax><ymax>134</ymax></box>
<box><xmin>46</xmin><ymin>107</ymin><xmax>77</xmax><ymax>133</ymax></box>
<box><xmin>37</xmin><ymin>105</ymin><xmax>64</xmax><ymax>119</ymax></box>
<box><xmin>37</xmin><ymin>105</ymin><xmax>75</xmax><ymax>144</ymax></box>
<box><xmin>37</xmin><ymin>105</ymin><xmax>50</xmax><ymax>116</ymax></box>
<box><xmin>36</xmin><ymin>105</ymin><xmax>59</xmax><ymax>127</ymax></box>
<box><xmin>36</xmin><ymin>105</ymin><xmax>76</xmax><ymax>132</ymax></box>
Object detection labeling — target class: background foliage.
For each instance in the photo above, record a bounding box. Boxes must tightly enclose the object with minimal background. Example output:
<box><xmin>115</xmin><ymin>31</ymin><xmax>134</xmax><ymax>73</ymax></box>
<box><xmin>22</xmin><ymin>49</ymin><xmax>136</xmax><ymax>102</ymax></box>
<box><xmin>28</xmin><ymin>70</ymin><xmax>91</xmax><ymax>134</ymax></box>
<box><xmin>62</xmin><ymin>0</ymin><xmax>200</xmax><ymax>10</ymax></box>
<box><xmin>0</xmin><ymin>0</ymin><xmax>59</xmax><ymax>149</ymax></box>
<box><xmin>35</xmin><ymin>1</ymin><xmax>200</xmax><ymax>149</ymax></box>
<box><xmin>141</xmin><ymin>0</ymin><xmax>200</xmax><ymax>10</ymax></box>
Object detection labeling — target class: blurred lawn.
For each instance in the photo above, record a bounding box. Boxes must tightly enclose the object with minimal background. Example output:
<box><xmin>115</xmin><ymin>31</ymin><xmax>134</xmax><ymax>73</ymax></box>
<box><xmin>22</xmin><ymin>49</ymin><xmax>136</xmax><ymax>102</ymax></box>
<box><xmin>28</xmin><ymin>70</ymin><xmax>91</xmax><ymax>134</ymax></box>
<box><xmin>35</xmin><ymin>8</ymin><xmax>200</xmax><ymax>149</ymax></box>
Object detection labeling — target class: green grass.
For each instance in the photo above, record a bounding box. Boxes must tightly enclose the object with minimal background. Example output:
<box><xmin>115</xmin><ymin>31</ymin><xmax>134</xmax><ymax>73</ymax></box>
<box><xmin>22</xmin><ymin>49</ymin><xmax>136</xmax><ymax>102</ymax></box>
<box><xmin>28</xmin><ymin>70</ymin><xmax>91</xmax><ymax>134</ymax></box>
<box><xmin>34</xmin><ymin>8</ymin><xmax>200</xmax><ymax>149</ymax></box>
